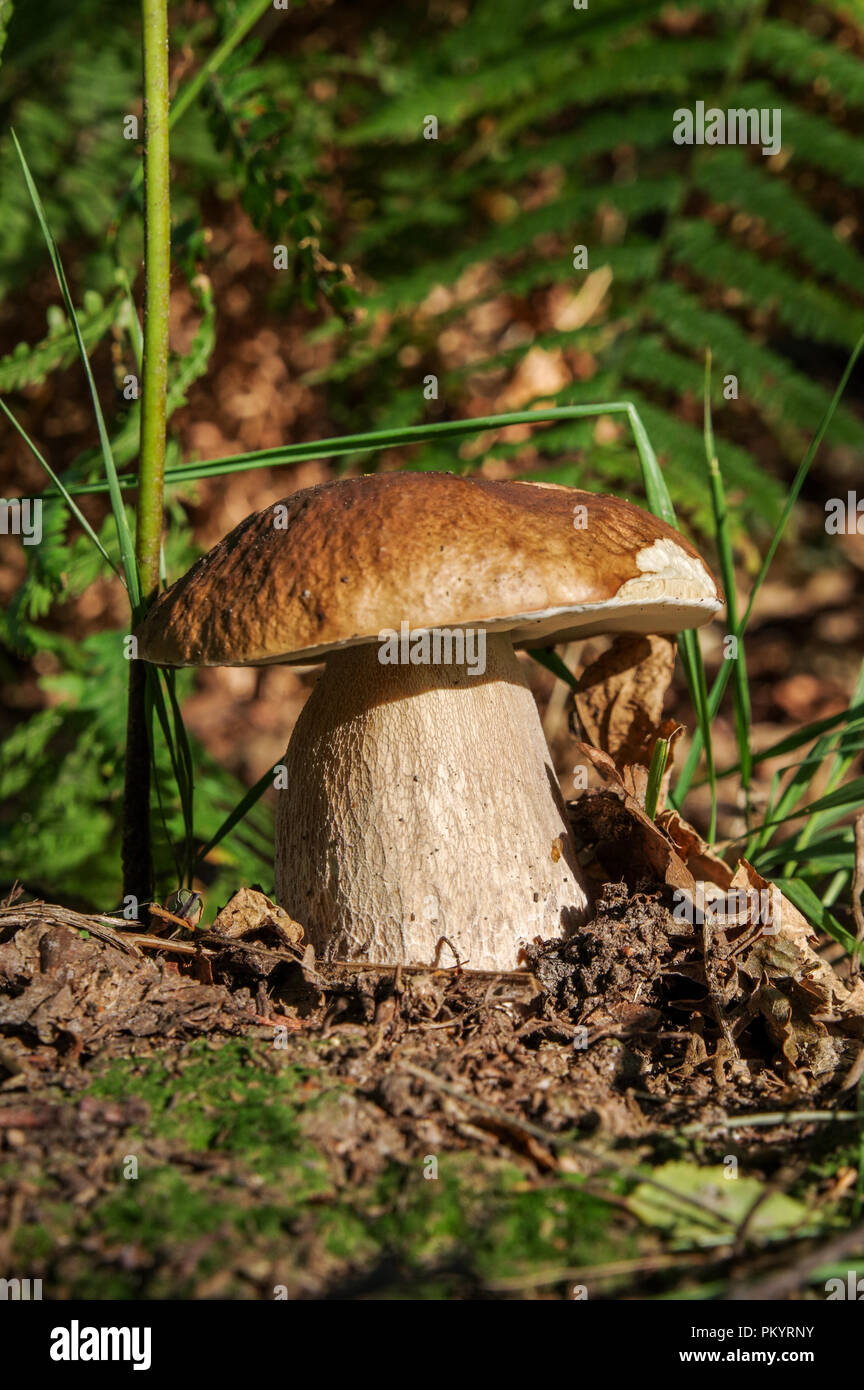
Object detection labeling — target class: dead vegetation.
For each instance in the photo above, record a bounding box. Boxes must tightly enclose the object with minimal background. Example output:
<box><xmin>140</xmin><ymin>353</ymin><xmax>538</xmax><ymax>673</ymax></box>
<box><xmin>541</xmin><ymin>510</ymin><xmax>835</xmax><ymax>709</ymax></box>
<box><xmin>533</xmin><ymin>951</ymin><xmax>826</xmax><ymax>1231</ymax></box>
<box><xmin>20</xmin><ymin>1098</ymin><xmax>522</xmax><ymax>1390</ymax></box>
<box><xmin>2</xmin><ymin>635</ymin><xmax>862</xmax><ymax>1298</ymax></box>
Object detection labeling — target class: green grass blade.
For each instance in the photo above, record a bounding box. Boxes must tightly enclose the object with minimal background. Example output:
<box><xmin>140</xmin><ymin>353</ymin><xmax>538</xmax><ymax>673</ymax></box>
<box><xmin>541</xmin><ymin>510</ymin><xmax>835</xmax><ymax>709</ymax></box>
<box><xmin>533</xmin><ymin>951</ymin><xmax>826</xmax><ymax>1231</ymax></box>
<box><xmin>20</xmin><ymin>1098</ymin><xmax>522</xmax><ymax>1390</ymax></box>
<box><xmin>162</xmin><ymin>669</ymin><xmax>197</xmax><ymax>885</ymax></box>
<box><xmin>757</xmin><ymin>828</ymin><xmax>855</xmax><ymax>868</ymax></box>
<box><xmin>711</xmin><ymin>702</ymin><xmax>864</xmax><ymax>782</ymax></box>
<box><xmin>703</xmin><ymin>351</ymin><xmax>752</xmax><ymax>797</ymax></box>
<box><xmin>194</xmin><ymin>764</ymin><xmax>277</xmax><ymax>869</ymax></box>
<box><xmin>601</xmin><ymin>401</ymin><xmax>717</xmax><ymax>832</ymax></box>
<box><xmin>0</xmin><ymin>399</ymin><xmax>120</xmax><ymax>578</ymax></box>
<box><xmin>674</xmin><ymin>333</ymin><xmax>864</xmax><ymax>805</ymax></box>
<box><xmin>40</xmin><ymin>403</ymin><xmax>696</xmax><ymax>496</ymax></box>
<box><xmin>169</xmin><ymin>0</ymin><xmax>273</xmax><ymax>131</ymax></box>
<box><xmin>144</xmin><ymin>668</ymin><xmax>184</xmax><ymax>884</ymax></box>
<box><xmin>787</xmin><ymin>658</ymin><xmax>864</xmax><ymax>865</ymax></box>
<box><xmin>624</xmin><ymin>402</ymin><xmax>676</xmax><ymax>527</ymax></box>
<box><xmin>145</xmin><ymin>663</ymin><xmax>204</xmax><ymax>885</ymax></box>
<box><xmin>644</xmin><ymin>737</ymin><xmax>670</xmax><ymax>821</ymax></box>
<box><xmin>822</xmin><ymin>870</ymin><xmax>850</xmax><ymax>908</ymax></box>
<box><xmin>531</xmin><ymin>647</ymin><xmax>579</xmax><ymax>690</ymax></box>
<box><xmin>749</xmin><ymin>660</ymin><xmax>864</xmax><ymax>866</ymax></box>
<box><xmin>772</xmin><ymin>876</ymin><xmax>859</xmax><ymax>957</ymax></box>
<box><xmin>11</xmin><ymin>130</ymin><xmax>140</xmax><ymax>609</ymax></box>
<box><xmin>116</xmin><ymin>266</ymin><xmax>144</xmax><ymax>370</ymax></box>
<box><xmin>677</xmin><ymin>626</ymin><xmax>717</xmax><ymax>841</ymax></box>
<box><xmin>748</xmin><ymin>776</ymin><xmax>864</xmax><ymax>835</ymax></box>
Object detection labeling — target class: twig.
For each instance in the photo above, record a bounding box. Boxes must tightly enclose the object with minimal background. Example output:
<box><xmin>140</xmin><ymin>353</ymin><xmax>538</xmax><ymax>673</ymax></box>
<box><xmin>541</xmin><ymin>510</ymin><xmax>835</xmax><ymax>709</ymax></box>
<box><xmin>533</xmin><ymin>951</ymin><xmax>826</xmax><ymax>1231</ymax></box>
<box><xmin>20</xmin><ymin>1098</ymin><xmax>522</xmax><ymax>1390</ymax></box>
<box><xmin>0</xmin><ymin>881</ymin><xmax>23</xmax><ymax>910</ymax></box>
<box><xmin>486</xmin><ymin>1249</ymin><xmax>721</xmax><ymax>1293</ymax></box>
<box><xmin>400</xmin><ymin>1060</ymin><xmax>561</xmax><ymax>1146</ymax></box>
<box><xmin>122</xmin><ymin>932</ymin><xmax>198</xmax><ymax>955</ymax></box>
<box><xmin>725</xmin><ymin>1222</ymin><xmax>864</xmax><ymax>1301</ymax></box>
<box><xmin>680</xmin><ymin>1110</ymin><xmax>862</xmax><ymax>1134</ymax></box>
<box><xmin>0</xmin><ymin>902</ymin><xmax>142</xmax><ymax>957</ymax></box>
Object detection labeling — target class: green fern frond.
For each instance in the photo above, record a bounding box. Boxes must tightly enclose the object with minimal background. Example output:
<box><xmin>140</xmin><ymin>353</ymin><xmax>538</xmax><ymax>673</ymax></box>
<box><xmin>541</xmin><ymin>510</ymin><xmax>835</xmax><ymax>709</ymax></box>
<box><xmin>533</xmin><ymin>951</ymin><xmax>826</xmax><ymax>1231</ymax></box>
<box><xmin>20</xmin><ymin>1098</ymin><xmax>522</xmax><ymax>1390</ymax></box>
<box><xmin>0</xmin><ymin>0</ymin><xmax>12</xmax><ymax>68</ymax></box>
<box><xmin>365</xmin><ymin>181</ymin><xmax>680</xmax><ymax>315</ymax></box>
<box><xmin>736</xmin><ymin>81</ymin><xmax>864</xmax><ymax>189</ymax></box>
<box><xmin>752</xmin><ymin>18</ymin><xmax>864</xmax><ymax>108</ymax></box>
<box><xmin>0</xmin><ymin>290</ymin><xmax>120</xmax><ymax>392</ymax></box>
<box><xmin>694</xmin><ymin>149</ymin><xmax>864</xmax><ymax>295</ymax></box>
<box><xmin>203</xmin><ymin>41</ymin><xmax>354</xmax><ymax>315</ymax></box>
<box><xmin>343</xmin><ymin>34</ymin><xmax>735</xmax><ymax>147</ymax></box>
<box><xmin>669</xmin><ymin>220</ymin><xmax>864</xmax><ymax>348</ymax></box>
<box><xmin>645</xmin><ymin>282</ymin><xmax>864</xmax><ymax>455</ymax></box>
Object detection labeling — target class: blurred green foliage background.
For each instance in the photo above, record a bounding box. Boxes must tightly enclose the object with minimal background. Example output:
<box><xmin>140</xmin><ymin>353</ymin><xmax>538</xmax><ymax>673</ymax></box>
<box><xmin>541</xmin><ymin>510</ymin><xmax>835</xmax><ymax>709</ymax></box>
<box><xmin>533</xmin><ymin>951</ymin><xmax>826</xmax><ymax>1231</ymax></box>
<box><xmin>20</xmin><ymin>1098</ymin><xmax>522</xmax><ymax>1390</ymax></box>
<box><xmin>1</xmin><ymin>0</ymin><xmax>863</xmax><ymax>912</ymax></box>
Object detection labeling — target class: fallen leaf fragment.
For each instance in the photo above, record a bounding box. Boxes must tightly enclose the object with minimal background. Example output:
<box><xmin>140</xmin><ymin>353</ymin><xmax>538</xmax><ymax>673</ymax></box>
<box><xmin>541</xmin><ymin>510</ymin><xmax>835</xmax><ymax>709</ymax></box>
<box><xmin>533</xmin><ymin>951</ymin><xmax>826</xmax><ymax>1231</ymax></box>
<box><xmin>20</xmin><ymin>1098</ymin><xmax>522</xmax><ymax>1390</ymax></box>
<box><xmin>211</xmin><ymin>887</ymin><xmax>305</xmax><ymax>949</ymax></box>
<box><xmin>574</xmin><ymin>633</ymin><xmax>676</xmax><ymax>771</ymax></box>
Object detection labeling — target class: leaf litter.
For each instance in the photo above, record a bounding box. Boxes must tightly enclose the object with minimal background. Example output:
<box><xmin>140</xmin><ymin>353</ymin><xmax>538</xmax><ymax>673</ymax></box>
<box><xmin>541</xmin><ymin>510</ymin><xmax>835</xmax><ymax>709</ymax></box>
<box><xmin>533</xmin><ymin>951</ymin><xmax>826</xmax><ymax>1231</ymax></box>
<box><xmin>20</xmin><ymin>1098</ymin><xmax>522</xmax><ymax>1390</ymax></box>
<box><xmin>1</xmin><ymin>636</ymin><xmax>863</xmax><ymax>1297</ymax></box>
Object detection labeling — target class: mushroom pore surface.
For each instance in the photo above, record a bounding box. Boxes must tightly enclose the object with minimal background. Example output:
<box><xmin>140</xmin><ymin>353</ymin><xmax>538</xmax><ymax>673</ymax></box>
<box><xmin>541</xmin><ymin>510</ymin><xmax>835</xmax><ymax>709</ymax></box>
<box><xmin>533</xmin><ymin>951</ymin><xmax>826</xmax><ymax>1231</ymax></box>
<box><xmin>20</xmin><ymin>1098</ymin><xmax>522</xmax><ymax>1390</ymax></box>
<box><xmin>274</xmin><ymin>633</ymin><xmax>589</xmax><ymax>969</ymax></box>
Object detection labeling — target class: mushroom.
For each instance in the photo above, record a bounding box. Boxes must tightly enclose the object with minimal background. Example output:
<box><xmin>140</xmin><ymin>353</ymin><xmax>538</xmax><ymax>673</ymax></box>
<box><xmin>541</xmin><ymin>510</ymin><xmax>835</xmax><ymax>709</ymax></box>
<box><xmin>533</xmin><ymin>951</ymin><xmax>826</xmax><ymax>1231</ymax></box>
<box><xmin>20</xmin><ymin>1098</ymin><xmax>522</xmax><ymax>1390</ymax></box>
<box><xmin>136</xmin><ymin>472</ymin><xmax>722</xmax><ymax>970</ymax></box>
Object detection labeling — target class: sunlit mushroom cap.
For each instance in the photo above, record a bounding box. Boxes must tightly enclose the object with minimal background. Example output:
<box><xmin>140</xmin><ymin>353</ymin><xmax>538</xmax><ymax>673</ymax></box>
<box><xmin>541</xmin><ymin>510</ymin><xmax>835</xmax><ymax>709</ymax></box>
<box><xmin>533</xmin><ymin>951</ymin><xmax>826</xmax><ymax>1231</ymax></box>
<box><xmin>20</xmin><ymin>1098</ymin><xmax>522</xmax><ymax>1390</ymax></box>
<box><xmin>135</xmin><ymin>472</ymin><xmax>723</xmax><ymax>667</ymax></box>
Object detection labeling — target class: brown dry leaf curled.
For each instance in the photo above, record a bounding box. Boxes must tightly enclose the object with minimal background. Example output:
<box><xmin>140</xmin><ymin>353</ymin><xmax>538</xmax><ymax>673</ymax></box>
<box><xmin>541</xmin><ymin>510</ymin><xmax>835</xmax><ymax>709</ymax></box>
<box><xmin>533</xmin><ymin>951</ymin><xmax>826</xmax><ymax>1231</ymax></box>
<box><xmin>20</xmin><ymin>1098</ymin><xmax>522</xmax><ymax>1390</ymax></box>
<box><xmin>569</xmin><ymin>743</ymin><xmax>697</xmax><ymax>898</ymax></box>
<box><xmin>657</xmin><ymin>809</ymin><xmax>734</xmax><ymax>890</ymax></box>
<box><xmin>211</xmin><ymin>887</ymin><xmax>305</xmax><ymax>948</ymax></box>
<box><xmin>573</xmin><ymin>633</ymin><xmax>677</xmax><ymax>768</ymax></box>
<box><xmin>729</xmin><ymin>861</ymin><xmax>864</xmax><ymax>1074</ymax></box>
<box><xmin>573</xmin><ymin>635</ymin><xmax>682</xmax><ymax>811</ymax></box>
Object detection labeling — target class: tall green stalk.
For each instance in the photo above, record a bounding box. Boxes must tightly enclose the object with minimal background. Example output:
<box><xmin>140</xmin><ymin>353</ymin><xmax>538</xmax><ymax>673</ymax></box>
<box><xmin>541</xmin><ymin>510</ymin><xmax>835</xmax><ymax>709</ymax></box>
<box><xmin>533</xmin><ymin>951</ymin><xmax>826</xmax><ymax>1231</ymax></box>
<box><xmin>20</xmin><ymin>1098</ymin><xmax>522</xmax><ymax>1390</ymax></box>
<box><xmin>137</xmin><ymin>0</ymin><xmax>171</xmax><ymax>594</ymax></box>
<box><xmin>122</xmin><ymin>0</ymin><xmax>171</xmax><ymax>907</ymax></box>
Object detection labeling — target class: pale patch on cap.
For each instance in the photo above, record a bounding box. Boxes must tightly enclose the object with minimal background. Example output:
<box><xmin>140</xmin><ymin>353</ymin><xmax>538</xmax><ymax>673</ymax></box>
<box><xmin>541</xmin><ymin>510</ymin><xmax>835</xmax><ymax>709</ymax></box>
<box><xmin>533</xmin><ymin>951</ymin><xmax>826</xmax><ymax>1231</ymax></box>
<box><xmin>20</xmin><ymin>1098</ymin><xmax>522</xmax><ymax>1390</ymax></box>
<box><xmin>614</xmin><ymin>538</ymin><xmax>720</xmax><ymax>606</ymax></box>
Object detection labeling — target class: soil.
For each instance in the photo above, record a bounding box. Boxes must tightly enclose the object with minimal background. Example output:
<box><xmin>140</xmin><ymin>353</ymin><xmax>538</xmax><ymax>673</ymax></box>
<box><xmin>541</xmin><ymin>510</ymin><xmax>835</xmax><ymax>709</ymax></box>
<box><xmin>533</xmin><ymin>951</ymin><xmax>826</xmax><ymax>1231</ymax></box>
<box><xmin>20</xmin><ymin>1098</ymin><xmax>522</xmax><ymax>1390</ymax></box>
<box><xmin>2</xmin><ymin>854</ymin><xmax>862</xmax><ymax>1300</ymax></box>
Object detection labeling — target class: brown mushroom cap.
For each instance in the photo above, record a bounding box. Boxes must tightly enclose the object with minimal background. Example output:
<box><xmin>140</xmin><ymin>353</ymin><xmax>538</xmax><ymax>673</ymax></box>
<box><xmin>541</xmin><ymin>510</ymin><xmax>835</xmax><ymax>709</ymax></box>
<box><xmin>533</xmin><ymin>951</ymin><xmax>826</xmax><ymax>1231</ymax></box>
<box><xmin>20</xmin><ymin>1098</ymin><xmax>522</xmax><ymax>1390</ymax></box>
<box><xmin>136</xmin><ymin>472</ymin><xmax>723</xmax><ymax>667</ymax></box>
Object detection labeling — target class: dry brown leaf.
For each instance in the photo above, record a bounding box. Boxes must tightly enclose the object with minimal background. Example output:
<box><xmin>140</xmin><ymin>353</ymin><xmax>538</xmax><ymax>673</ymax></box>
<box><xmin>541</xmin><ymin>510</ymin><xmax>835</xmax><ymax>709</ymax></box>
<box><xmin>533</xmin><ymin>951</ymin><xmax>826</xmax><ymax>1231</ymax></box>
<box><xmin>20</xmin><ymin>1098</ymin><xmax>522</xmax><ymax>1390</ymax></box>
<box><xmin>731</xmin><ymin>860</ymin><xmax>816</xmax><ymax>947</ymax></box>
<box><xmin>657</xmin><ymin>810</ymin><xmax>734</xmax><ymax>890</ymax></box>
<box><xmin>732</xmin><ymin>861</ymin><xmax>863</xmax><ymax>1029</ymax></box>
<box><xmin>576</xmin><ymin>741</ymin><xmax>624</xmax><ymax>786</ymax></box>
<box><xmin>211</xmin><ymin>887</ymin><xmax>305</xmax><ymax>948</ymax></box>
<box><xmin>0</xmin><ymin>914</ymin><xmax>251</xmax><ymax>1054</ymax></box>
<box><xmin>573</xmin><ymin>634</ymin><xmax>677</xmax><ymax>769</ymax></box>
<box><xmin>620</xmin><ymin>763</ymin><xmax>649</xmax><ymax>805</ymax></box>
<box><xmin>569</xmin><ymin>745</ymin><xmax>697</xmax><ymax>898</ymax></box>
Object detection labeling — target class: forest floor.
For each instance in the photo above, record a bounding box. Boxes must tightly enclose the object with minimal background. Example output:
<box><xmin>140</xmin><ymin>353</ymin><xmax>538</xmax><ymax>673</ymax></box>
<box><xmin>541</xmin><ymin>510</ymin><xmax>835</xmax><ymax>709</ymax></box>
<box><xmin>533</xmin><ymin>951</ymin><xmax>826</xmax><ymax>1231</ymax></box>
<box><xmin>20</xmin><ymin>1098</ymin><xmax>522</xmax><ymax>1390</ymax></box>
<box><xmin>3</xmin><ymin>133</ymin><xmax>864</xmax><ymax>1304</ymax></box>
<box><xmin>2</xmin><ymin>807</ymin><xmax>863</xmax><ymax>1300</ymax></box>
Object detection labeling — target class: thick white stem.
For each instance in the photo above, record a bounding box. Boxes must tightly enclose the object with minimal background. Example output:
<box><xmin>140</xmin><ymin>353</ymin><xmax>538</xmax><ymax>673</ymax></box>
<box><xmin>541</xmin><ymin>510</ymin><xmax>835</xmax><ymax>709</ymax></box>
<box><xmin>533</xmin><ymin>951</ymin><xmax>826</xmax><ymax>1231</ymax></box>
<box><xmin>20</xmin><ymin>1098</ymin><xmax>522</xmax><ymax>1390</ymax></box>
<box><xmin>274</xmin><ymin>633</ymin><xmax>589</xmax><ymax>969</ymax></box>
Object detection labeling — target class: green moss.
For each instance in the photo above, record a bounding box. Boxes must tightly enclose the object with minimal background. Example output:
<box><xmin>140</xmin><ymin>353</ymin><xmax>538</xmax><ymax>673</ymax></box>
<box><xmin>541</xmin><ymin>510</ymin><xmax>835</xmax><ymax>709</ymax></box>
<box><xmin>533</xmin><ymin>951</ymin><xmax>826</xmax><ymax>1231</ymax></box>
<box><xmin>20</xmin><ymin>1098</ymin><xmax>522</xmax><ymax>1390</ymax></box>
<box><xmin>14</xmin><ymin>1219</ymin><xmax>63</xmax><ymax>1262</ymax></box>
<box><xmin>87</xmin><ymin>1038</ymin><xmax>336</xmax><ymax>1179</ymax></box>
<box><xmin>13</xmin><ymin>1039</ymin><xmax>857</xmax><ymax>1297</ymax></box>
<box><xmin>16</xmin><ymin>1038</ymin><xmax>639</xmax><ymax>1298</ymax></box>
<box><xmin>360</xmin><ymin>1154</ymin><xmax>618</xmax><ymax>1282</ymax></box>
